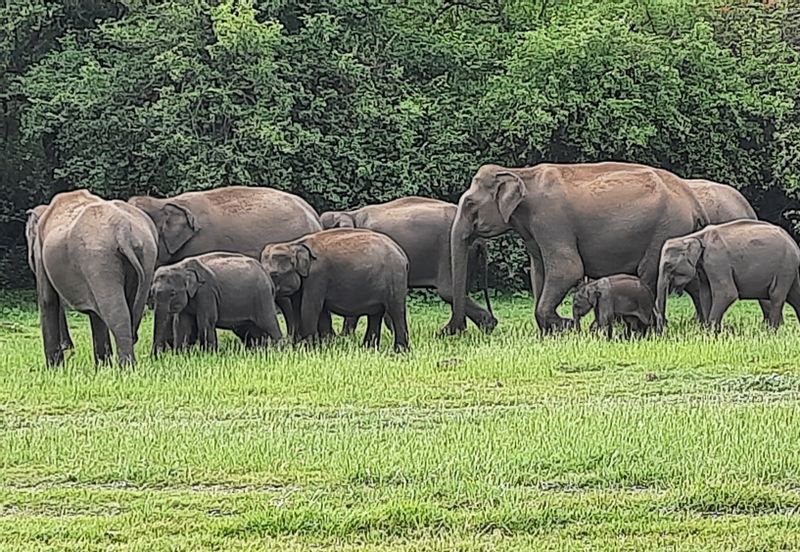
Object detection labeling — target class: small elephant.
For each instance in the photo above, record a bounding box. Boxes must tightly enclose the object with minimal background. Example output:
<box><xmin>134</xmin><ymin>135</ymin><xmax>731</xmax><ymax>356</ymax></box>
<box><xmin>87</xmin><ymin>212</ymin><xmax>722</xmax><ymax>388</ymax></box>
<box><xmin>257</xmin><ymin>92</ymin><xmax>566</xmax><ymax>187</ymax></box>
<box><xmin>320</xmin><ymin>197</ymin><xmax>496</xmax><ymax>335</ymax></box>
<box><xmin>684</xmin><ymin>178</ymin><xmax>766</xmax><ymax>322</ymax></box>
<box><xmin>655</xmin><ymin>220</ymin><xmax>800</xmax><ymax>331</ymax></box>
<box><xmin>150</xmin><ymin>253</ymin><xmax>283</xmax><ymax>353</ymax></box>
<box><xmin>261</xmin><ymin>228</ymin><xmax>410</xmax><ymax>352</ymax></box>
<box><xmin>573</xmin><ymin>275</ymin><xmax>654</xmax><ymax>338</ymax></box>
<box><xmin>26</xmin><ymin>190</ymin><xmax>158</xmax><ymax>366</ymax></box>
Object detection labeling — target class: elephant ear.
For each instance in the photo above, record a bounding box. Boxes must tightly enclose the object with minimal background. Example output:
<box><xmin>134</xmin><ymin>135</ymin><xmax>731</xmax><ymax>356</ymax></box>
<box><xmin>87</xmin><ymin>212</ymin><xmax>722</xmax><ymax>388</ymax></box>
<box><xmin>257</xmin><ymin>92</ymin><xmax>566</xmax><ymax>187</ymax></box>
<box><xmin>184</xmin><ymin>260</ymin><xmax>210</xmax><ymax>298</ymax></box>
<box><xmin>684</xmin><ymin>238</ymin><xmax>705</xmax><ymax>268</ymax></box>
<box><xmin>161</xmin><ymin>202</ymin><xmax>199</xmax><ymax>255</ymax></box>
<box><xmin>495</xmin><ymin>171</ymin><xmax>527</xmax><ymax>224</ymax></box>
<box><xmin>293</xmin><ymin>244</ymin><xmax>317</xmax><ymax>278</ymax></box>
<box><xmin>25</xmin><ymin>208</ymin><xmax>42</xmax><ymax>272</ymax></box>
<box><xmin>336</xmin><ymin>213</ymin><xmax>356</xmax><ymax>228</ymax></box>
<box><xmin>592</xmin><ymin>278</ymin><xmax>612</xmax><ymax>305</ymax></box>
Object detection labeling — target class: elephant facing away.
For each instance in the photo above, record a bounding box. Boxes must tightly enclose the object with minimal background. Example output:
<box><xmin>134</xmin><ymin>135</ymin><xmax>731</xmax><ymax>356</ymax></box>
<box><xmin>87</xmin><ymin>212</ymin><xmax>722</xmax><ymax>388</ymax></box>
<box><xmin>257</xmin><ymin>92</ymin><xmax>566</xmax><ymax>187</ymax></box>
<box><xmin>27</xmin><ymin>190</ymin><xmax>158</xmax><ymax>366</ymax></box>
<box><xmin>261</xmin><ymin>229</ymin><xmax>410</xmax><ymax>352</ymax></box>
<box><xmin>450</xmin><ymin>162</ymin><xmax>709</xmax><ymax>334</ymax></box>
<box><xmin>655</xmin><ymin>220</ymin><xmax>800</xmax><ymax>331</ymax></box>
<box><xmin>129</xmin><ymin>186</ymin><xmax>322</xmax><ymax>339</ymax></box>
<box><xmin>150</xmin><ymin>253</ymin><xmax>283</xmax><ymax>353</ymax></box>
<box><xmin>320</xmin><ymin>197</ymin><xmax>496</xmax><ymax>335</ymax></box>
<box><xmin>684</xmin><ymin>178</ymin><xmax>764</xmax><ymax>322</ymax></box>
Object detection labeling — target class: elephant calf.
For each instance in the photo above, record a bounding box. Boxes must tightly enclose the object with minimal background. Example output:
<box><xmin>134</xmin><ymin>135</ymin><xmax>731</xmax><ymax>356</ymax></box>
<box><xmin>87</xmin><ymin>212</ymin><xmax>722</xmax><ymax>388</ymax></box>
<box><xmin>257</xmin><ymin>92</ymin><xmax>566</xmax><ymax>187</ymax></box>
<box><xmin>573</xmin><ymin>275</ymin><xmax>654</xmax><ymax>339</ymax></box>
<box><xmin>656</xmin><ymin>220</ymin><xmax>800</xmax><ymax>331</ymax></box>
<box><xmin>150</xmin><ymin>253</ymin><xmax>283</xmax><ymax>353</ymax></box>
<box><xmin>261</xmin><ymin>228</ymin><xmax>411</xmax><ymax>352</ymax></box>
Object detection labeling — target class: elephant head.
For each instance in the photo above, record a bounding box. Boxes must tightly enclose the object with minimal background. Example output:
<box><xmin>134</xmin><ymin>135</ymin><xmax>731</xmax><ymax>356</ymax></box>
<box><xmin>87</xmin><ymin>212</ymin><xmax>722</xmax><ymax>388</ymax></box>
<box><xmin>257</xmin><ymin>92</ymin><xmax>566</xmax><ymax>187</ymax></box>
<box><xmin>655</xmin><ymin>237</ymin><xmax>704</xmax><ymax>331</ymax></box>
<box><xmin>129</xmin><ymin>196</ymin><xmax>200</xmax><ymax>264</ymax></box>
<box><xmin>260</xmin><ymin>242</ymin><xmax>316</xmax><ymax>296</ymax></box>
<box><xmin>25</xmin><ymin>205</ymin><xmax>48</xmax><ymax>274</ymax></box>
<box><xmin>448</xmin><ymin>165</ymin><xmax>527</xmax><ymax>333</ymax></box>
<box><xmin>320</xmin><ymin>211</ymin><xmax>355</xmax><ymax>229</ymax></box>
<box><xmin>150</xmin><ymin>260</ymin><xmax>209</xmax><ymax>350</ymax></box>
<box><xmin>572</xmin><ymin>278</ymin><xmax>609</xmax><ymax>331</ymax></box>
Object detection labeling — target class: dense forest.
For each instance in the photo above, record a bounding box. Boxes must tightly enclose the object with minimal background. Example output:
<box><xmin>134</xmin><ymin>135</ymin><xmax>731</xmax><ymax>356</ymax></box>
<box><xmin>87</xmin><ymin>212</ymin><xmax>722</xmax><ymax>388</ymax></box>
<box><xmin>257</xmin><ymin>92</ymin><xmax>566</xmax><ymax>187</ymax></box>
<box><xmin>2</xmin><ymin>0</ymin><xmax>799</xmax><ymax>291</ymax></box>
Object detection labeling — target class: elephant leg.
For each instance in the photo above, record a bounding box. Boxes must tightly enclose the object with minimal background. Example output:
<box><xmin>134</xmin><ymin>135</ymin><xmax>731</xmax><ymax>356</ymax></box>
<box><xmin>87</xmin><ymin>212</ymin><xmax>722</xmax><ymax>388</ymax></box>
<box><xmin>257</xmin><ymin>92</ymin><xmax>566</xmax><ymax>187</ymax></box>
<box><xmin>277</xmin><ymin>297</ymin><xmax>296</xmax><ymax>337</ymax></box>
<box><xmin>685</xmin><ymin>279</ymin><xmax>704</xmax><ymax>323</ymax></box>
<box><xmin>758</xmin><ymin>300</ymin><xmax>772</xmax><ymax>323</ymax></box>
<box><xmin>89</xmin><ymin>312</ymin><xmax>113</xmax><ymax>365</ymax></box>
<box><xmin>707</xmin><ymin>285</ymin><xmax>737</xmax><ymax>332</ymax></box>
<box><xmin>174</xmin><ymin>312</ymin><xmax>197</xmax><ymax>351</ymax></box>
<box><xmin>530</xmin><ymin>255</ymin><xmax>544</xmax><ymax>306</ymax></box>
<box><xmin>93</xmin><ymin>289</ymin><xmax>136</xmax><ymax>366</ymax></box>
<box><xmin>57</xmin><ymin>298</ymin><xmax>74</xmax><ymax>351</ymax></box>
<box><xmin>341</xmin><ymin>316</ymin><xmax>360</xmax><ymax>336</ymax></box>
<box><xmin>38</xmin><ymin>277</ymin><xmax>66</xmax><ymax>367</ymax></box>
<box><xmin>387</xmin><ymin>296</ymin><xmax>410</xmax><ymax>353</ymax></box>
<box><xmin>535</xmin><ymin>253</ymin><xmax>583</xmax><ymax>333</ymax></box>
<box><xmin>438</xmin><ymin>287</ymin><xmax>496</xmax><ymax>334</ymax></box>
<box><xmin>317</xmin><ymin>310</ymin><xmax>335</xmax><ymax>340</ymax></box>
<box><xmin>785</xmin><ymin>276</ymin><xmax>800</xmax><ymax>323</ymax></box>
<box><xmin>766</xmin><ymin>277</ymin><xmax>792</xmax><ymax>330</ymax></box>
<box><xmin>363</xmin><ymin>312</ymin><xmax>383</xmax><ymax>349</ymax></box>
<box><xmin>298</xmin><ymin>286</ymin><xmax>326</xmax><ymax>345</ymax></box>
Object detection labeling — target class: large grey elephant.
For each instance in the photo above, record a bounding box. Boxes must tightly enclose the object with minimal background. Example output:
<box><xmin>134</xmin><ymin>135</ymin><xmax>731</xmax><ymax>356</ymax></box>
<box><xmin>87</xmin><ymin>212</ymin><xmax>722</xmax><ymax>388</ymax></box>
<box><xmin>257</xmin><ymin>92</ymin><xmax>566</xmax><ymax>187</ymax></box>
<box><xmin>655</xmin><ymin>220</ymin><xmax>800</xmax><ymax>331</ymax></box>
<box><xmin>129</xmin><ymin>186</ymin><xmax>323</xmax><ymax>338</ymax></box>
<box><xmin>150</xmin><ymin>253</ymin><xmax>283</xmax><ymax>353</ymax></box>
<box><xmin>261</xmin><ymin>229</ymin><xmax>410</xmax><ymax>352</ymax></box>
<box><xmin>27</xmin><ymin>190</ymin><xmax>158</xmax><ymax>366</ymax></box>
<box><xmin>684</xmin><ymin>178</ymin><xmax>763</xmax><ymax>321</ymax></box>
<box><xmin>320</xmin><ymin>197</ymin><xmax>495</xmax><ymax>335</ymax></box>
<box><xmin>449</xmin><ymin>162</ymin><xmax>709</xmax><ymax>333</ymax></box>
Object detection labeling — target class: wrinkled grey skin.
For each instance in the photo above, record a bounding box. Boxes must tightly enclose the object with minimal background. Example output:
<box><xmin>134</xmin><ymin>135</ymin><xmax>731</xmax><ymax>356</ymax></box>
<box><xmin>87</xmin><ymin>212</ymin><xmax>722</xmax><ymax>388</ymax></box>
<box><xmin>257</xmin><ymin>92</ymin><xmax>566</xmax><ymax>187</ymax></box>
<box><xmin>27</xmin><ymin>190</ymin><xmax>158</xmax><ymax>366</ymax></box>
<box><xmin>450</xmin><ymin>162</ymin><xmax>709</xmax><ymax>334</ymax></box>
<box><xmin>261</xmin><ymin>229</ymin><xmax>411</xmax><ymax>352</ymax></box>
<box><xmin>684</xmin><ymin>179</ymin><xmax>765</xmax><ymax>321</ymax></box>
<box><xmin>655</xmin><ymin>220</ymin><xmax>800</xmax><ymax>332</ymax></box>
<box><xmin>129</xmin><ymin>186</ymin><xmax>322</xmax><ymax>338</ymax></box>
<box><xmin>26</xmin><ymin>205</ymin><xmax>73</xmax><ymax>354</ymax></box>
<box><xmin>150</xmin><ymin>253</ymin><xmax>282</xmax><ymax>353</ymax></box>
<box><xmin>320</xmin><ymin>197</ymin><xmax>496</xmax><ymax>336</ymax></box>
<box><xmin>573</xmin><ymin>275</ymin><xmax>654</xmax><ymax>339</ymax></box>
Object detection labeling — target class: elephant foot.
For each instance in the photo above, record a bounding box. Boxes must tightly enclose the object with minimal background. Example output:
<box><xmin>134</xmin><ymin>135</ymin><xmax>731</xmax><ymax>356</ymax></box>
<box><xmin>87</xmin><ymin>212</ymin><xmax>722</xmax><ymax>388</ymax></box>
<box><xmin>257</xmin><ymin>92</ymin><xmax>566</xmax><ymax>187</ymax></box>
<box><xmin>538</xmin><ymin>316</ymin><xmax>574</xmax><ymax>335</ymax></box>
<box><xmin>478</xmin><ymin>315</ymin><xmax>498</xmax><ymax>334</ymax></box>
<box><xmin>394</xmin><ymin>342</ymin><xmax>411</xmax><ymax>353</ymax></box>
<box><xmin>438</xmin><ymin>320</ymin><xmax>467</xmax><ymax>337</ymax></box>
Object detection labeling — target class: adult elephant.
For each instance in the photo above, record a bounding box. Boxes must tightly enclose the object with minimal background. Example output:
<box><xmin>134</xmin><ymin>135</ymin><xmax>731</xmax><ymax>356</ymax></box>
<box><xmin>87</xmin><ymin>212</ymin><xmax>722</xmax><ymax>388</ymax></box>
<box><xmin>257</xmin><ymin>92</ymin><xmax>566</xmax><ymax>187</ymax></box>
<box><xmin>684</xmin><ymin>178</ymin><xmax>762</xmax><ymax>322</ymax></box>
<box><xmin>128</xmin><ymin>186</ymin><xmax>324</xmax><ymax>337</ymax></box>
<box><xmin>320</xmin><ymin>197</ymin><xmax>496</xmax><ymax>335</ymax></box>
<box><xmin>449</xmin><ymin>162</ymin><xmax>709</xmax><ymax>333</ymax></box>
<box><xmin>27</xmin><ymin>190</ymin><xmax>158</xmax><ymax>366</ymax></box>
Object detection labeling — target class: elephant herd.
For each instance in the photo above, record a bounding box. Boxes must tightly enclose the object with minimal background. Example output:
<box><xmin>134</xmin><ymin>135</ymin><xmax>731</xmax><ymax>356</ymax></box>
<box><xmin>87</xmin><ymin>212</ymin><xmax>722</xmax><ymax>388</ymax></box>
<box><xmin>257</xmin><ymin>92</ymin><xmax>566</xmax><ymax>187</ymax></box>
<box><xmin>25</xmin><ymin>161</ymin><xmax>800</xmax><ymax>366</ymax></box>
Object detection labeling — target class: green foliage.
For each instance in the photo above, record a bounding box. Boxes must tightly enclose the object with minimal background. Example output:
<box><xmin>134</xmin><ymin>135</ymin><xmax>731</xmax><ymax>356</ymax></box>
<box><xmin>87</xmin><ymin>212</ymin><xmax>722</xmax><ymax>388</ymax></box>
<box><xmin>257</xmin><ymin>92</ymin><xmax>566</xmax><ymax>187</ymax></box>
<box><xmin>2</xmin><ymin>0</ymin><xmax>800</xmax><ymax>291</ymax></box>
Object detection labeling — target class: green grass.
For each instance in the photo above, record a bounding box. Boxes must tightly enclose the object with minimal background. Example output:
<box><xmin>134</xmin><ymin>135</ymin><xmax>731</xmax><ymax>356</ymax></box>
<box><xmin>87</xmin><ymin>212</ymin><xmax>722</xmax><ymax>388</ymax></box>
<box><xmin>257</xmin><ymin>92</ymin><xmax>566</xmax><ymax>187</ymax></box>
<box><xmin>2</xmin><ymin>293</ymin><xmax>800</xmax><ymax>550</ymax></box>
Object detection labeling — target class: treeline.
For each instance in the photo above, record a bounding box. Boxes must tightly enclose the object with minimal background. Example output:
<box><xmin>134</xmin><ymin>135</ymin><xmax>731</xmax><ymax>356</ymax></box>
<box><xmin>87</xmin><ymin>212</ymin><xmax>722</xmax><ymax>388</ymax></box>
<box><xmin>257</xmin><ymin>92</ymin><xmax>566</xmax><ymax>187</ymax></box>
<box><xmin>2</xmin><ymin>0</ymin><xmax>800</xmax><ymax>291</ymax></box>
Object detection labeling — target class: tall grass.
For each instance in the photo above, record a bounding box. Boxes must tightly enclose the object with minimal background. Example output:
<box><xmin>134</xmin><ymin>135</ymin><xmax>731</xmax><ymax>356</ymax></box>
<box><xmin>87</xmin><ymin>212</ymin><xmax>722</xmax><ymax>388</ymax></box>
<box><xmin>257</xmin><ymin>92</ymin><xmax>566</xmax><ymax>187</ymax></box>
<box><xmin>1</xmin><ymin>294</ymin><xmax>800</xmax><ymax>550</ymax></box>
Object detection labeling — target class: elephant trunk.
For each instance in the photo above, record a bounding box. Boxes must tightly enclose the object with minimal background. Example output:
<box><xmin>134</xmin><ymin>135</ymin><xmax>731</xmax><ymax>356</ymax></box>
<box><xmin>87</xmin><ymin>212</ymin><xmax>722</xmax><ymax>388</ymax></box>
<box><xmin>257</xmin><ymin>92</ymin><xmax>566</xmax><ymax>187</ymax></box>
<box><xmin>655</xmin><ymin>270</ymin><xmax>670</xmax><ymax>333</ymax></box>
<box><xmin>448</xmin><ymin>215</ymin><xmax>474</xmax><ymax>334</ymax></box>
<box><xmin>152</xmin><ymin>304</ymin><xmax>174</xmax><ymax>355</ymax></box>
<box><xmin>572</xmin><ymin>308</ymin><xmax>582</xmax><ymax>332</ymax></box>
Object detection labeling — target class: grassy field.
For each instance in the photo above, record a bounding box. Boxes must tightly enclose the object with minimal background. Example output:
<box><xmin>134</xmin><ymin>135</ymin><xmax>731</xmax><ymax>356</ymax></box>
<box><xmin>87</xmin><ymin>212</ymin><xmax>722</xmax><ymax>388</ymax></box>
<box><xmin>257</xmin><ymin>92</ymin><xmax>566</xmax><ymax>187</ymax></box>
<box><xmin>2</xmin><ymin>292</ymin><xmax>800</xmax><ymax>550</ymax></box>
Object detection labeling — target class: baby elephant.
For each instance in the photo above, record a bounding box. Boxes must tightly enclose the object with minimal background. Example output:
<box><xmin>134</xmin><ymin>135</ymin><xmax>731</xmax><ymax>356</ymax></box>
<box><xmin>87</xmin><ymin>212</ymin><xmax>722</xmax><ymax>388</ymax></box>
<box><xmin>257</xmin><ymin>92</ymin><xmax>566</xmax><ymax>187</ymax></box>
<box><xmin>573</xmin><ymin>275</ymin><xmax>654</xmax><ymax>338</ymax></box>
<box><xmin>261</xmin><ymin>228</ymin><xmax>411</xmax><ymax>352</ymax></box>
<box><xmin>150</xmin><ymin>253</ymin><xmax>283</xmax><ymax>353</ymax></box>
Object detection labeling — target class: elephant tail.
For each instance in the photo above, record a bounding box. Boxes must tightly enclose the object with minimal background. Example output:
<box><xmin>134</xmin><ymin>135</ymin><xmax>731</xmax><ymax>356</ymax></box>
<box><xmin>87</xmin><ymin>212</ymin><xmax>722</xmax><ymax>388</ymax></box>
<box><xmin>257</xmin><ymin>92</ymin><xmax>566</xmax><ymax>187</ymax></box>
<box><xmin>117</xmin><ymin>227</ymin><xmax>148</xmax><ymax>335</ymax></box>
<box><xmin>475</xmin><ymin>238</ymin><xmax>493</xmax><ymax>317</ymax></box>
